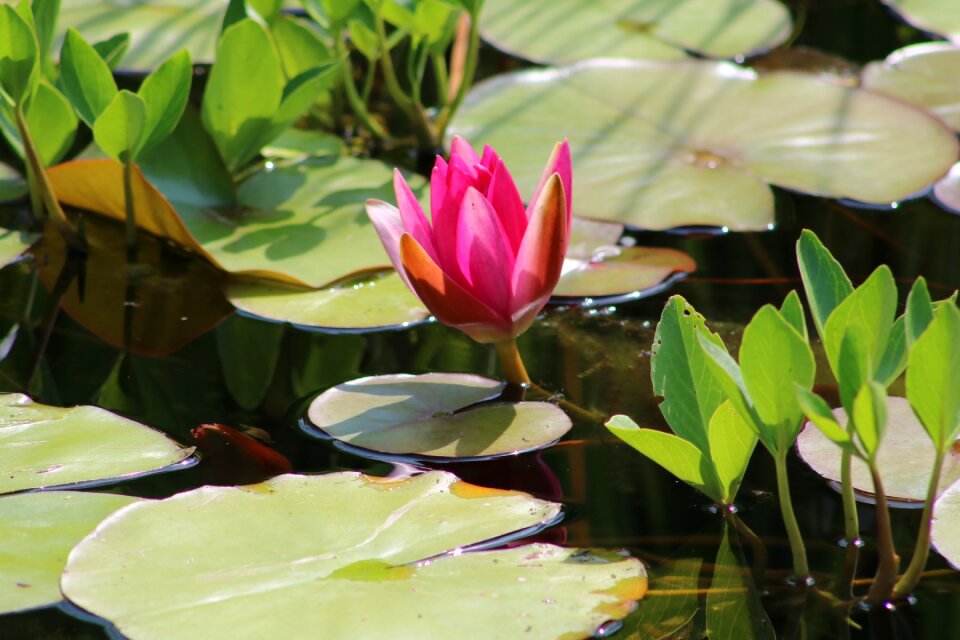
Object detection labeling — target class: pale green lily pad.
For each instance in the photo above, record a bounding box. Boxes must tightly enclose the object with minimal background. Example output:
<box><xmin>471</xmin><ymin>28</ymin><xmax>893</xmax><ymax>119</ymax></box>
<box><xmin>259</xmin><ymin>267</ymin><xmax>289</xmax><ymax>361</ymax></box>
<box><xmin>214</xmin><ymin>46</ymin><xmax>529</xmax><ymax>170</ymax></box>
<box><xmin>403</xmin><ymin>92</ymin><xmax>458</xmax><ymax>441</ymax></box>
<box><xmin>934</xmin><ymin>162</ymin><xmax>960</xmax><ymax>214</ymax></box>
<box><xmin>480</xmin><ymin>0</ymin><xmax>791</xmax><ymax>64</ymax></box>
<box><xmin>0</xmin><ymin>491</ymin><xmax>138</xmax><ymax>614</ymax></box>
<box><xmin>306</xmin><ymin>373</ymin><xmax>572</xmax><ymax>459</ymax></box>
<box><xmin>0</xmin><ymin>393</ymin><xmax>193</xmax><ymax>494</ymax></box>
<box><xmin>861</xmin><ymin>43</ymin><xmax>960</xmax><ymax>131</ymax></box>
<box><xmin>226</xmin><ymin>270</ymin><xmax>431</xmax><ymax>331</ymax></box>
<box><xmin>883</xmin><ymin>0</ymin><xmax>960</xmax><ymax>44</ymax></box>
<box><xmin>62</xmin><ymin>471</ymin><xmax>647</xmax><ymax>639</ymax></box>
<box><xmin>932</xmin><ymin>478</ymin><xmax>960</xmax><ymax>569</ymax></box>
<box><xmin>0</xmin><ymin>163</ymin><xmax>26</xmax><ymax>203</ymax></box>
<box><xmin>449</xmin><ymin>59</ymin><xmax>958</xmax><ymax>230</ymax></box>
<box><xmin>0</xmin><ymin>229</ymin><xmax>35</xmax><ymax>269</ymax></box>
<box><xmin>796</xmin><ymin>396</ymin><xmax>960</xmax><ymax>503</ymax></box>
<box><xmin>555</xmin><ymin>246</ymin><xmax>696</xmax><ymax>301</ymax></box>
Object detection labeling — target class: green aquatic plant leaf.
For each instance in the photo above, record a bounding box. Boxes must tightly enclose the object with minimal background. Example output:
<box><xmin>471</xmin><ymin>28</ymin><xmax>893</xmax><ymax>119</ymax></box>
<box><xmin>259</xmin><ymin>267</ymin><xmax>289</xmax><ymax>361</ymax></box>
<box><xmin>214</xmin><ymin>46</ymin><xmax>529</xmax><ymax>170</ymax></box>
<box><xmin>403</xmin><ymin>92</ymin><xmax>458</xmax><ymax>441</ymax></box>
<box><xmin>851</xmin><ymin>381</ymin><xmax>888</xmax><ymax>460</ymax></box>
<box><xmin>58</xmin><ymin>27</ymin><xmax>116</xmax><ymax>127</ymax></box>
<box><xmin>0</xmin><ymin>80</ymin><xmax>76</xmax><ymax>166</ymax></box>
<box><xmin>0</xmin><ymin>227</ymin><xmax>34</xmax><ymax>266</ymax></box>
<box><xmin>480</xmin><ymin>0</ymin><xmax>791</xmax><ymax>64</ymax></box>
<box><xmin>136</xmin><ymin>49</ymin><xmax>192</xmax><ymax>154</ymax></box>
<box><xmin>62</xmin><ymin>471</ymin><xmax>647</xmax><ymax>639</ymax></box>
<box><xmin>91</xmin><ymin>32</ymin><xmax>130</xmax><ymax>70</ymax></box>
<box><xmin>306</xmin><ymin>373</ymin><xmax>571</xmax><ymax>459</ymax></box>
<box><xmin>272</xmin><ymin>15</ymin><xmax>334</xmax><ymax>79</ymax></box>
<box><xmin>706</xmin><ymin>524</ymin><xmax>775</xmax><ymax>640</ymax></box>
<box><xmin>449</xmin><ymin>60</ymin><xmax>957</xmax><ymax>230</ymax></box>
<box><xmin>797</xmin><ymin>396</ymin><xmax>960</xmax><ymax>502</ymax></box>
<box><xmin>796</xmin><ymin>386</ymin><xmax>853</xmax><ymax>450</ymax></box>
<box><xmin>796</xmin><ymin>229</ymin><xmax>853</xmax><ymax>339</ymax></box>
<box><xmin>707</xmin><ymin>401</ymin><xmax>757</xmax><ymax>504</ymax></box>
<box><xmin>907</xmin><ymin>302</ymin><xmax>960</xmax><ymax>452</ymax></box>
<box><xmin>906</xmin><ymin>276</ymin><xmax>935</xmax><ymax>349</ymax></box>
<box><xmin>0</xmin><ymin>393</ymin><xmax>193</xmax><ymax>494</ymax></box>
<box><xmin>92</xmin><ymin>89</ymin><xmax>146</xmax><ymax>162</ymax></box>
<box><xmin>778</xmin><ymin>290</ymin><xmax>807</xmax><ymax>341</ymax></box>
<box><xmin>0</xmin><ymin>491</ymin><xmax>138</xmax><ymax>615</ymax></box>
<box><xmin>553</xmin><ymin>245</ymin><xmax>695</xmax><ymax>301</ymax></box>
<box><xmin>0</xmin><ymin>4</ymin><xmax>38</xmax><ymax>105</ymax></box>
<box><xmin>617</xmin><ymin>558</ymin><xmax>701</xmax><ymax>640</ymax></box>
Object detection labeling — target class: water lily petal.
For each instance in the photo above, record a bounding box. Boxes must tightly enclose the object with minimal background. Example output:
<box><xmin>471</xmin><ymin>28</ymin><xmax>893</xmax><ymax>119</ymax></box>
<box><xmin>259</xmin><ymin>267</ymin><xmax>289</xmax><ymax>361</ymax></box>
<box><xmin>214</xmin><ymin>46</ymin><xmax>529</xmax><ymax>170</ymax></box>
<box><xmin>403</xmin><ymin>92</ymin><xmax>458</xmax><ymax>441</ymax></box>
<box><xmin>365</xmin><ymin>199</ymin><xmax>407</xmax><ymax>285</ymax></box>
<box><xmin>528</xmin><ymin>140</ymin><xmax>573</xmax><ymax>227</ymax></box>
<box><xmin>456</xmin><ymin>187</ymin><xmax>515</xmax><ymax>315</ymax></box>
<box><xmin>400</xmin><ymin>234</ymin><xmax>512</xmax><ymax>343</ymax></box>
<box><xmin>511</xmin><ymin>174</ymin><xmax>567</xmax><ymax>333</ymax></box>
<box><xmin>393</xmin><ymin>169</ymin><xmax>437</xmax><ymax>260</ymax></box>
<box><xmin>486</xmin><ymin>157</ymin><xmax>527</xmax><ymax>253</ymax></box>
<box><xmin>432</xmin><ymin>160</ymin><xmax>476</xmax><ymax>279</ymax></box>
<box><xmin>430</xmin><ymin>156</ymin><xmax>448</xmax><ymax>221</ymax></box>
<box><xmin>450</xmin><ymin>135</ymin><xmax>481</xmax><ymax>167</ymax></box>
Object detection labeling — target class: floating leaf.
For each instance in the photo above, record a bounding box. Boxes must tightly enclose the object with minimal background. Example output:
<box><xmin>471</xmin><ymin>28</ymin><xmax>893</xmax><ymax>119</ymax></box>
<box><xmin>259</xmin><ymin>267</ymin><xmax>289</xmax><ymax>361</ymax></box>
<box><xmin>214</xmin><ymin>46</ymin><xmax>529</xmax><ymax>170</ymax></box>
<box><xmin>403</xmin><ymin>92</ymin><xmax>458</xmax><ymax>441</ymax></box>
<box><xmin>934</xmin><ymin>162</ymin><xmax>960</xmax><ymax>214</ymax></box>
<box><xmin>554</xmin><ymin>246</ymin><xmax>695</xmax><ymax>302</ymax></box>
<box><xmin>0</xmin><ymin>393</ymin><xmax>193</xmax><ymax>494</ymax></box>
<box><xmin>932</xmin><ymin>478</ymin><xmax>960</xmax><ymax>569</ymax></box>
<box><xmin>883</xmin><ymin>0</ymin><xmax>960</xmax><ymax>44</ymax></box>
<box><xmin>0</xmin><ymin>491</ymin><xmax>138</xmax><ymax>614</ymax></box>
<box><xmin>0</xmin><ymin>228</ymin><xmax>34</xmax><ymax>268</ymax></box>
<box><xmin>227</xmin><ymin>271</ymin><xmax>431</xmax><ymax>331</ymax></box>
<box><xmin>449</xmin><ymin>59</ymin><xmax>957</xmax><ymax>230</ymax></box>
<box><xmin>306</xmin><ymin>373</ymin><xmax>572</xmax><ymax>459</ymax></box>
<box><xmin>796</xmin><ymin>396</ymin><xmax>960</xmax><ymax>503</ymax></box>
<box><xmin>48</xmin><ymin>154</ymin><xmax>425</xmax><ymax>288</ymax></box>
<box><xmin>618</xmin><ymin>559</ymin><xmax>701</xmax><ymax>640</ymax></box>
<box><xmin>63</xmin><ymin>471</ymin><xmax>646</xmax><ymax>639</ymax></box>
<box><xmin>480</xmin><ymin>0</ymin><xmax>791</xmax><ymax>64</ymax></box>
<box><xmin>861</xmin><ymin>43</ymin><xmax>960</xmax><ymax>132</ymax></box>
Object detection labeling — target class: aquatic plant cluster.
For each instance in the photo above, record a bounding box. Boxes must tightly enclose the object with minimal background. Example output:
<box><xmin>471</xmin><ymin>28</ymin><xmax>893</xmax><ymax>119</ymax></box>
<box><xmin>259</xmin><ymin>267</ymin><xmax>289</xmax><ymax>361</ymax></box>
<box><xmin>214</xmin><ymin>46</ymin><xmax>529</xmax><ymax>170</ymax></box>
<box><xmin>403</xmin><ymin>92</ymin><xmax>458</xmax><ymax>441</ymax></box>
<box><xmin>2</xmin><ymin>0</ymin><xmax>960</xmax><ymax>638</ymax></box>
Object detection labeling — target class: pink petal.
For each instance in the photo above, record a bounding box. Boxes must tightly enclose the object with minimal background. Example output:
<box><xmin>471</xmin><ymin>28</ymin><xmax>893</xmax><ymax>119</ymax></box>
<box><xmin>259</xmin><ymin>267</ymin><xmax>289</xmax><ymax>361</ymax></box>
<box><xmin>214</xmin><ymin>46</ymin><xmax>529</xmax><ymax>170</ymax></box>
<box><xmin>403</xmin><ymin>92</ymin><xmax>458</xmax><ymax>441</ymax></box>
<box><xmin>400</xmin><ymin>234</ymin><xmax>513</xmax><ymax>343</ymax></box>
<box><xmin>393</xmin><ymin>169</ymin><xmax>436</xmax><ymax>261</ymax></box>
<box><xmin>365</xmin><ymin>199</ymin><xmax>413</xmax><ymax>290</ymax></box>
<box><xmin>455</xmin><ymin>187</ymin><xmax>515</xmax><ymax>316</ymax></box>
<box><xmin>430</xmin><ymin>156</ymin><xmax>448</xmax><ymax>221</ymax></box>
<box><xmin>511</xmin><ymin>174</ymin><xmax>568</xmax><ymax>335</ymax></box>
<box><xmin>431</xmin><ymin>160</ymin><xmax>475</xmax><ymax>279</ymax></box>
<box><xmin>479</xmin><ymin>145</ymin><xmax>499</xmax><ymax>171</ymax></box>
<box><xmin>485</xmin><ymin>157</ymin><xmax>527</xmax><ymax>253</ymax></box>
<box><xmin>450</xmin><ymin>135</ymin><xmax>480</xmax><ymax>167</ymax></box>
<box><xmin>528</xmin><ymin>140</ymin><xmax>573</xmax><ymax>228</ymax></box>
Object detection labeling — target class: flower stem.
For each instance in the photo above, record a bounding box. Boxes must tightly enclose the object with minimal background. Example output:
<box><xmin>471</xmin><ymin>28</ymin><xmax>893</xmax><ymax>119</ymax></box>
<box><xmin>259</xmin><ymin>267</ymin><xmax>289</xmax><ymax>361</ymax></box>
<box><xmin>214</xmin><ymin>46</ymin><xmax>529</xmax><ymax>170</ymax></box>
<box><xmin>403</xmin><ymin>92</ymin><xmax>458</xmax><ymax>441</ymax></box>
<box><xmin>775</xmin><ymin>448</ymin><xmax>810</xmax><ymax>579</ymax></box>
<box><xmin>866</xmin><ymin>462</ymin><xmax>900</xmax><ymax>602</ymax></box>
<box><xmin>893</xmin><ymin>449</ymin><xmax>945</xmax><ymax>598</ymax></box>
<box><xmin>834</xmin><ymin>446</ymin><xmax>860</xmax><ymax>597</ymax></box>
<box><xmin>494</xmin><ymin>338</ymin><xmax>530</xmax><ymax>386</ymax></box>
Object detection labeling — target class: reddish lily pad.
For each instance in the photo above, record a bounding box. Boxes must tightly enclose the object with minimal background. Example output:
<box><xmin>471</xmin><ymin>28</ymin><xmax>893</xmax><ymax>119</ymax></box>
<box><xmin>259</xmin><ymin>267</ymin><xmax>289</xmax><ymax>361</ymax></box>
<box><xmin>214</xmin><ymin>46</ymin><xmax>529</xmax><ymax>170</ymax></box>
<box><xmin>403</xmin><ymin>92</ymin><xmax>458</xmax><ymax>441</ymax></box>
<box><xmin>796</xmin><ymin>396</ymin><xmax>960</xmax><ymax>503</ymax></box>
<box><xmin>305</xmin><ymin>373</ymin><xmax>572</xmax><ymax>460</ymax></box>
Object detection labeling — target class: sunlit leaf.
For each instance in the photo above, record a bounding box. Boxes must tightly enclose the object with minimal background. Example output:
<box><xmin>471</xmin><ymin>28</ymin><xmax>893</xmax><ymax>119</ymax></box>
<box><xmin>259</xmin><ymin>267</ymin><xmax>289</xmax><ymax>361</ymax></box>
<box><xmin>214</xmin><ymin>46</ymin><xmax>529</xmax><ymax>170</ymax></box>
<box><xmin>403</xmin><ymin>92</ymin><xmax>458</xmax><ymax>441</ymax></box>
<box><xmin>480</xmin><ymin>0</ymin><xmax>791</xmax><ymax>64</ymax></box>
<box><xmin>137</xmin><ymin>49</ymin><xmax>192</xmax><ymax>154</ymax></box>
<box><xmin>62</xmin><ymin>471</ymin><xmax>646</xmax><ymax>639</ymax></box>
<box><xmin>0</xmin><ymin>393</ymin><xmax>193</xmax><ymax>494</ymax></box>
<box><xmin>227</xmin><ymin>271</ymin><xmax>431</xmax><ymax>331</ymax></box>
<box><xmin>0</xmin><ymin>5</ymin><xmax>39</xmax><ymax>104</ymax></box>
<box><xmin>708</xmin><ymin>401</ymin><xmax>757</xmax><ymax>504</ymax></box>
<box><xmin>0</xmin><ymin>227</ymin><xmax>34</xmax><ymax>267</ymax></box>
<box><xmin>851</xmin><ymin>381</ymin><xmax>888</xmax><ymax>459</ymax></box>
<box><xmin>796</xmin><ymin>396</ymin><xmax>960</xmax><ymax>503</ymax></box>
<box><xmin>0</xmin><ymin>80</ymin><xmax>78</xmax><ymax>167</ymax></box>
<box><xmin>905</xmin><ymin>276</ymin><xmax>934</xmax><ymax>349</ymax></box>
<box><xmin>306</xmin><ymin>373</ymin><xmax>572</xmax><ymax>459</ymax></box>
<box><xmin>796</xmin><ymin>229</ymin><xmax>852</xmax><ymax>338</ymax></box>
<box><xmin>907</xmin><ymin>302</ymin><xmax>960</xmax><ymax>452</ymax></box>
<box><xmin>93</xmin><ymin>89</ymin><xmax>147</xmax><ymax>162</ymax></box>
<box><xmin>58</xmin><ymin>28</ymin><xmax>116</xmax><ymax>127</ymax></box>
<box><xmin>554</xmin><ymin>246</ymin><xmax>695</xmax><ymax>302</ymax></box>
<box><xmin>0</xmin><ymin>491</ymin><xmax>138</xmax><ymax>615</ymax></box>
<box><xmin>883</xmin><ymin>0</ymin><xmax>960</xmax><ymax>45</ymax></box>
<box><xmin>449</xmin><ymin>60</ymin><xmax>958</xmax><ymax>230</ymax></box>
<box><xmin>932</xmin><ymin>478</ymin><xmax>960</xmax><ymax>569</ymax></box>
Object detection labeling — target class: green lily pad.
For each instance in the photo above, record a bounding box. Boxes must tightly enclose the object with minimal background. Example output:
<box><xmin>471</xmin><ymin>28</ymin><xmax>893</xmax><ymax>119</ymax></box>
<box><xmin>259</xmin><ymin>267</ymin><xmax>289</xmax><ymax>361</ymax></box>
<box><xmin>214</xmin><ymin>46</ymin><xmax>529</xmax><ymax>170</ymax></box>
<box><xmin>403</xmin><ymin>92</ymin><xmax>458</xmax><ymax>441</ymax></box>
<box><xmin>449</xmin><ymin>59</ymin><xmax>958</xmax><ymax>230</ymax></box>
<box><xmin>555</xmin><ymin>246</ymin><xmax>696</xmax><ymax>302</ymax></box>
<box><xmin>932</xmin><ymin>478</ymin><xmax>960</xmax><ymax>569</ymax></box>
<box><xmin>226</xmin><ymin>270</ymin><xmax>431</xmax><ymax>331</ymax></box>
<box><xmin>62</xmin><ymin>471</ymin><xmax>647</xmax><ymax>639</ymax></box>
<box><xmin>861</xmin><ymin>43</ymin><xmax>960</xmax><ymax>131</ymax></box>
<box><xmin>934</xmin><ymin>162</ymin><xmax>960</xmax><ymax>214</ymax></box>
<box><xmin>0</xmin><ymin>491</ymin><xmax>138</xmax><ymax>614</ymax></box>
<box><xmin>0</xmin><ymin>229</ymin><xmax>35</xmax><ymax>269</ymax></box>
<box><xmin>262</xmin><ymin>128</ymin><xmax>346</xmax><ymax>160</ymax></box>
<box><xmin>0</xmin><ymin>163</ymin><xmax>26</xmax><ymax>203</ymax></box>
<box><xmin>796</xmin><ymin>396</ymin><xmax>960</xmax><ymax>503</ymax></box>
<box><xmin>480</xmin><ymin>0</ymin><xmax>791</xmax><ymax>64</ymax></box>
<box><xmin>305</xmin><ymin>373</ymin><xmax>572</xmax><ymax>460</ymax></box>
<box><xmin>883</xmin><ymin>0</ymin><xmax>960</xmax><ymax>44</ymax></box>
<box><xmin>0</xmin><ymin>393</ymin><xmax>194</xmax><ymax>494</ymax></box>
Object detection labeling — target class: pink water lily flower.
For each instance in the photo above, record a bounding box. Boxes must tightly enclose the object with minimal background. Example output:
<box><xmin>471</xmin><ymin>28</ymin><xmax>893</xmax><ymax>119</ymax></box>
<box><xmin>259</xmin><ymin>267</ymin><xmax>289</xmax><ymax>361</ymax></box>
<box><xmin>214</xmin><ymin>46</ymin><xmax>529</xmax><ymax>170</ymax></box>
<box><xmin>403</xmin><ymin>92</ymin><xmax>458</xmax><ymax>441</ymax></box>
<box><xmin>365</xmin><ymin>137</ymin><xmax>572</xmax><ymax>349</ymax></box>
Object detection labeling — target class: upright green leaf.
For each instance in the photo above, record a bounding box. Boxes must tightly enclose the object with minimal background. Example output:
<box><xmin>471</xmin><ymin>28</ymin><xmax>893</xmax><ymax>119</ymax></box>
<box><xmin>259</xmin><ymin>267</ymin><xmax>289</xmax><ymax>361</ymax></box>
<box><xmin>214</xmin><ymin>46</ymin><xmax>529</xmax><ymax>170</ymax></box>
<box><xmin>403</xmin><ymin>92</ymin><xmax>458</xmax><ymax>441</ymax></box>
<box><xmin>59</xmin><ymin>28</ymin><xmax>117</xmax><ymax>126</ymax></box>
<box><xmin>906</xmin><ymin>276</ymin><xmax>934</xmax><ymax>349</ymax></box>
<box><xmin>0</xmin><ymin>5</ymin><xmax>39</xmax><ymax>105</ymax></box>
<box><xmin>796</xmin><ymin>386</ymin><xmax>853</xmax><ymax>449</ymax></box>
<box><xmin>797</xmin><ymin>229</ymin><xmax>853</xmax><ymax>338</ymax></box>
<box><xmin>707</xmin><ymin>401</ymin><xmax>757</xmax><ymax>504</ymax></box>
<box><xmin>875</xmin><ymin>314</ymin><xmax>907</xmax><ymax>386</ymax></box>
<box><xmin>851</xmin><ymin>381</ymin><xmax>887</xmax><ymax>459</ymax></box>
<box><xmin>137</xmin><ymin>49</ymin><xmax>192</xmax><ymax>153</ymax></box>
<box><xmin>836</xmin><ymin>328</ymin><xmax>871</xmax><ymax>411</ymax></box>
<box><xmin>779</xmin><ymin>289</ymin><xmax>808</xmax><ymax>341</ymax></box>
<box><xmin>322</xmin><ymin>0</ymin><xmax>362</xmax><ymax>25</ymax></box>
<box><xmin>697</xmin><ymin>333</ymin><xmax>764</xmax><ymax>444</ymax></box>
<box><xmin>250</xmin><ymin>0</ymin><xmax>284</xmax><ymax>22</ymax></box>
<box><xmin>650</xmin><ymin>296</ymin><xmax>727</xmax><ymax>454</ymax></box>
<box><xmin>272</xmin><ymin>16</ymin><xmax>334</xmax><ymax>80</ymax></box>
<box><xmin>93</xmin><ymin>33</ymin><xmax>131</xmax><ymax>70</ymax></box>
<box><xmin>258</xmin><ymin>62</ymin><xmax>340</xmax><ymax>150</ymax></box>
<box><xmin>25</xmin><ymin>80</ymin><xmax>76</xmax><ymax>166</ymax></box>
<box><xmin>202</xmin><ymin>19</ymin><xmax>284</xmax><ymax>172</ymax></box>
<box><xmin>907</xmin><ymin>302</ymin><xmax>960</xmax><ymax>451</ymax></box>
<box><xmin>93</xmin><ymin>90</ymin><xmax>146</xmax><ymax>162</ymax></box>
<box><xmin>348</xmin><ymin>18</ymin><xmax>380</xmax><ymax>60</ymax></box>
<box><xmin>30</xmin><ymin>0</ymin><xmax>60</xmax><ymax>64</ymax></box>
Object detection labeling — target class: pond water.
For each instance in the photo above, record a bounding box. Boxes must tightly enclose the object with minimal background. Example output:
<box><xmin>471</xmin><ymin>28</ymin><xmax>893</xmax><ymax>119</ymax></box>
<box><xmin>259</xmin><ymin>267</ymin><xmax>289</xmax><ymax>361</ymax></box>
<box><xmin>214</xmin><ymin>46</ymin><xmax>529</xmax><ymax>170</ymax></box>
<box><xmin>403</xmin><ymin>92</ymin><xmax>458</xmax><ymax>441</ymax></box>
<box><xmin>2</xmin><ymin>0</ymin><xmax>960</xmax><ymax>638</ymax></box>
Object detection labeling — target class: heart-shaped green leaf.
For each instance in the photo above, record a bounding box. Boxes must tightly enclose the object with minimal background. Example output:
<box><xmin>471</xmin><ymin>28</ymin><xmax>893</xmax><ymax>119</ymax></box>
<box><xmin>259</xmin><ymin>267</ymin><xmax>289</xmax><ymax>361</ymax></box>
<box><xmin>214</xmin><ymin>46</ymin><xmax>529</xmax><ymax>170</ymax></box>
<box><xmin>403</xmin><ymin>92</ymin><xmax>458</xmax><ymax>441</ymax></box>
<box><xmin>59</xmin><ymin>27</ymin><xmax>117</xmax><ymax>127</ymax></box>
<box><xmin>93</xmin><ymin>89</ymin><xmax>147</xmax><ymax>162</ymax></box>
<box><xmin>137</xmin><ymin>49</ymin><xmax>192</xmax><ymax>154</ymax></box>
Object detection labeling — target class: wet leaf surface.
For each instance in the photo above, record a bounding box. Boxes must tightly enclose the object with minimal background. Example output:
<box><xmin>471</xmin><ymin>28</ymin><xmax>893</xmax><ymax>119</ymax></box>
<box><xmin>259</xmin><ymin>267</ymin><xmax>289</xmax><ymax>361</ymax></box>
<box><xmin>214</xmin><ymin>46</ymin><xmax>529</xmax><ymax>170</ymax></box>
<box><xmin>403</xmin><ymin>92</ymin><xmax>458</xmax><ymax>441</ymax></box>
<box><xmin>0</xmin><ymin>393</ymin><xmax>193</xmax><ymax>494</ymax></box>
<box><xmin>62</xmin><ymin>471</ymin><xmax>646</xmax><ymax>640</ymax></box>
<box><xmin>0</xmin><ymin>491</ymin><xmax>138</xmax><ymax>614</ymax></box>
<box><xmin>306</xmin><ymin>373</ymin><xmax>572</xmax><ymax>459</ymax></box>
<box><xmin>450</xmin><ymin>59</ymin><xmax>957</xmax><ymax>230</ymax></box>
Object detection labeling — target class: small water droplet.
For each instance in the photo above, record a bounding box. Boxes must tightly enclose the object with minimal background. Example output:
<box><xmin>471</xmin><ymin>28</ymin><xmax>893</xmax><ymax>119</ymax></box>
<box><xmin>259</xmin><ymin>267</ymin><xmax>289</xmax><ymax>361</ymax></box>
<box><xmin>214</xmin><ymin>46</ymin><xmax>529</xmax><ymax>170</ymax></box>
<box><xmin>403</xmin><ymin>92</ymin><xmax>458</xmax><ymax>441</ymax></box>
<box><xmin>595</xmin><ymin>620</ymin><xmax>624</xmax><ymax>637</ymax></box>
<box><xmin>264</xmin><ymin>161</ymin><xmax>276</xmax><ymax>171</ymax></box>
<box><xmin>542</xmin><ymin>598</ymin><xmax>555</xmax><ymax>605</ymax></box>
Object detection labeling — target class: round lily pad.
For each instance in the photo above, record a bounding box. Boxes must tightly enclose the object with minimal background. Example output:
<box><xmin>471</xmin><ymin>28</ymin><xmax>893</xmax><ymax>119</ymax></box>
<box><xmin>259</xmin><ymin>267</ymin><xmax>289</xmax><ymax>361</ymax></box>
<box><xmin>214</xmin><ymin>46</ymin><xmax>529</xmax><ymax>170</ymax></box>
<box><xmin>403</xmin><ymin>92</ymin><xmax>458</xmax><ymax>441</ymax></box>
<box><xmin>861</xmin><ymin>43</ymin><xmax>960</xmax><ymax>131</ymax></box>
<box><xmin>555</xmin><ymin>246</ymin><xmax>696</xmax><ymax>302</ymax></box>
<box><xmin>305</xmin><ymin>373</ymin><xmax>572</xmax><ymax>460</ymax></box>
<box><xmin>449</xmin><ymin>59</ymin><xmax>958</xmax><ymax>230</ymax></box>
<box><xmin>796</xmin><ymin>396</ymin><xmax>960</xmax><ymax>503</ymax></box>
<box><xmin>480</xmin><ymin>0</ymin><xmax>791</xmax><ymax>64</ymax></box>
<box><xmin>0</xmin><ymin>491</ymin><xmax>138</xmax><ymax>614</ymax></box>
<box><xmin>933</xmin><ymin>162</ymin><xmax>960</xmax><ymax>214</ymax></box>
<box><xmin>226</xmin><ymin>271</ymin><xmax>431</xmax><ymax>331</ymax></box>
<box><xmin>932</xmin><ymin>478</ymin><xmax>960</xmax><ymax>569</ymax></box>
<box><xmin>883</xmin><ymin>0</ymin><xmax>960</xmax><ymax>44</ymax></box>
<box><xmin>0</xmin><ymin>393</ymin><xmax>194</xmax><ymax>494</ymax></box>
<box><xmin>62</xmin><ymin>471</ymin><xmax>647</xmax><ymax>639</ymax></box>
